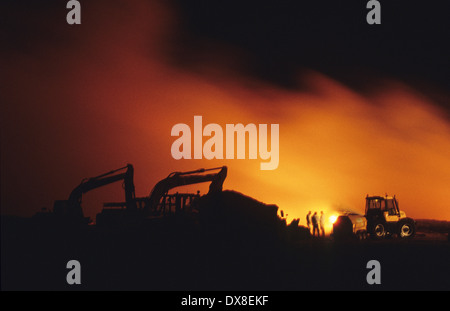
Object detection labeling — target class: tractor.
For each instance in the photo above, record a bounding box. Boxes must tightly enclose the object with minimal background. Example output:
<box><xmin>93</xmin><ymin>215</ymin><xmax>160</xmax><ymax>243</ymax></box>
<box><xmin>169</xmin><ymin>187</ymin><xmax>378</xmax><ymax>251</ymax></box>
<box><xmin>365</xmin><ymin>195</ymin><xmax>416</xmax><ymax>239</ymax></box>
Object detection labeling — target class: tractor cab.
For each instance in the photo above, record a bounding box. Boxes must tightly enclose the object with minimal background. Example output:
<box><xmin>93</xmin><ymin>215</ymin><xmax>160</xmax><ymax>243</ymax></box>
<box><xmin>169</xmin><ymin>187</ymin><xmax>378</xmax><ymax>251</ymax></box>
<box><xmin>365</xmin><ymin>195</ymin><xmax>406</xmax><ymax>223</ymax></box>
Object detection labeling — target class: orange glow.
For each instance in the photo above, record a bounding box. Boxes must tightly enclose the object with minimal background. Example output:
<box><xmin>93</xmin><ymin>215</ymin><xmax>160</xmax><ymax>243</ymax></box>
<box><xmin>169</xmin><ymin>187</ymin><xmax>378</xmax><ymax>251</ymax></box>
<box><xmin>2</xmin><ymin>0</ymin><xmax>450</xmax><ymax>224</ymax></box>
<box><xmin>329</xmin><ymin>215</ymin><xmax>338</xmax><ymax>225</ymax></box>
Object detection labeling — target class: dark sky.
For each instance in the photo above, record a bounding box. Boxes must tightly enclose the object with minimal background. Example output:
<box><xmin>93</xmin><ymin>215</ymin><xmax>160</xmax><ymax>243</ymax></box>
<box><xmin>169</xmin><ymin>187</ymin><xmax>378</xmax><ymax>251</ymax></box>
<box><xmin>171</xmin><ymin>0</ymin><xmax>450</xmax><ymax>96</ymax></box>
<box><xmin>2</xmin><ymin>0</ymin><xmax>449</xmax><ymax>91</ymax></box>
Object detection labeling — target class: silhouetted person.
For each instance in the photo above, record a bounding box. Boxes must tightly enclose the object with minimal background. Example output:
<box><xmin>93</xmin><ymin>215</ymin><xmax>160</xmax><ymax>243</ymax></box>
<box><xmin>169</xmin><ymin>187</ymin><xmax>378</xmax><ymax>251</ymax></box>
<box><xmin>306</xmin><ymin>211</ymin><xmax>312</xmax><ymax>234</ymax></box>
<box><xmin>320</xmin><ymin>211</ymin><xmax>325</xmax><ymax>237</ymax></box>
<box><xmin>312</xmin><ymin>212</ymin><xmax>319</xmax><ymax>237</ymax></box>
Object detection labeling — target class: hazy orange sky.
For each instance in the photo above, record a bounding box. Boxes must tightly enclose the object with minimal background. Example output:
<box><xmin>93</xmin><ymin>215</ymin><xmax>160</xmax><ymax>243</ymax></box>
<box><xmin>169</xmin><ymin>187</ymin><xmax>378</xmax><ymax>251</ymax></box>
<box><xmin>2</xmin><ymin>0</ymin><xmax>450</xmax><ymax>223</ymax></box>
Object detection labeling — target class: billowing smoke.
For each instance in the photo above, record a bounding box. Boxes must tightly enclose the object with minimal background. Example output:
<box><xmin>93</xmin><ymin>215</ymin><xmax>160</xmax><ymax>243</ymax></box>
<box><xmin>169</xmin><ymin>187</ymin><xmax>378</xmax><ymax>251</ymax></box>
<box><xmin>2</xmin><ymin>0</ymin><xmax>449</xmax><ymax>223</ymax></box>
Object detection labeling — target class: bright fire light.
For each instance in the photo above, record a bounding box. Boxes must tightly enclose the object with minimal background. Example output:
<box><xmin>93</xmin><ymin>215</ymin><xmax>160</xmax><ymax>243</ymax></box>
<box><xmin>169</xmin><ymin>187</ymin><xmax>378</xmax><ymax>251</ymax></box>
<box><xmin>329</xmin><ymin>215</ymin><xmax>338</xmax><ymax>224</ymax></box>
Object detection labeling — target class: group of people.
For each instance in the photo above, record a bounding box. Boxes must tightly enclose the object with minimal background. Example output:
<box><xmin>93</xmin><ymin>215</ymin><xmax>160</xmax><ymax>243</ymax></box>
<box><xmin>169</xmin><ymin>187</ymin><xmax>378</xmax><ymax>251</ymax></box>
<box><xmin>306</xmin><ymin>211</ymin><xmax>326</xmax><ymax>237</ymax></box>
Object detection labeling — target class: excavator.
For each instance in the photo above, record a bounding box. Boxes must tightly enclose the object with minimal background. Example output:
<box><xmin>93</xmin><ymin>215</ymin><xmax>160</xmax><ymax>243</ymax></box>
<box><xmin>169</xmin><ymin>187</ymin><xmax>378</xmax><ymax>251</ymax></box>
<box><xmin>96</xmin><ymin>166</ymin><xmax>228</xmax><ymax>227</ymax></box>
<box><xmin>33</xmin><ymin>164</ymin><xmax>136</xmax><ymax>227</ymax></box>
<box><xmin>145</xmin><ymin>166</ymin><xmax>227</xmax><ymax>216</ymax></box>
<box><xmin>35</xmin><ymin>164</ymin><xmax>227</xmax><ymax>229</ymax></box>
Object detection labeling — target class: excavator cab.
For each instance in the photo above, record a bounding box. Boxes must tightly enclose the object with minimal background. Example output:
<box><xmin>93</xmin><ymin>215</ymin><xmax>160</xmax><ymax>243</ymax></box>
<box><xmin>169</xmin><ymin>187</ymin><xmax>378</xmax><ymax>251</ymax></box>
<box><xmin>53</xmin><ymin>200</ymin><xmax>83</xmax><ymax>217</ymax></box>
<box><xmin>33</xmin><ymin>199</ymin><xmax>89</xmax><ymax>229</ymax></box>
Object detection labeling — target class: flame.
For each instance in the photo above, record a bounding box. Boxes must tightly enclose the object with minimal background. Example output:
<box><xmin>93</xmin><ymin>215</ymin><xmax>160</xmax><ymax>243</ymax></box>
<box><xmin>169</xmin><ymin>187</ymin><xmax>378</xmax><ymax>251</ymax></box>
<box><xmin>329</xmin><ymin>215</ymin><xmax>338</xmax><ymax>225</ymax></box>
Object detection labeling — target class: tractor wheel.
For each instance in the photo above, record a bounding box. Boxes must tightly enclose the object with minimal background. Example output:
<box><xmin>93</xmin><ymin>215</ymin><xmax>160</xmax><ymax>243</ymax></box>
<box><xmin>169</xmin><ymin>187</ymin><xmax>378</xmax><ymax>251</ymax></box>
<box><xmin>357</xmin><ymin>231</ymin><xmax>367</xmax><ymax>241</ymax></box>
<box><xmin>372</xmin><ymin>222</ymin><xmax>386</xmax><ymax>239</ymax></box>
<box><xmin>356</xmin><ymin>232</ymin><xmax>363</xmax><ymax>240</ymax></box>
<box><xmin>398</xmin><ymin>219</ymin><xmax>416</xmax><ymax>238</ymax></box>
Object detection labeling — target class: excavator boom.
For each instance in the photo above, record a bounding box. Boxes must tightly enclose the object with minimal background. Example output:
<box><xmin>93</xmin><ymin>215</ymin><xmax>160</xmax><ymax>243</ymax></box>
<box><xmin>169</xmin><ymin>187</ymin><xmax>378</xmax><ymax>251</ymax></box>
<box><xmin>147</xmin><ymin>166</ymin><xmax>227</xmax><ymax>214</ymax></box>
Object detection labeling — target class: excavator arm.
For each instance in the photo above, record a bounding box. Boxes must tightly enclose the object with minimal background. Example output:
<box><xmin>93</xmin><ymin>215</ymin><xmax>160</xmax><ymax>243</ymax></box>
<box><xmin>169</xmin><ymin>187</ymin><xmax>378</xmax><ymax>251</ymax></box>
<box><xmin>146</xmin><ymin>166</ymin><xmax>227</xmax><ymax>214</ymax></box>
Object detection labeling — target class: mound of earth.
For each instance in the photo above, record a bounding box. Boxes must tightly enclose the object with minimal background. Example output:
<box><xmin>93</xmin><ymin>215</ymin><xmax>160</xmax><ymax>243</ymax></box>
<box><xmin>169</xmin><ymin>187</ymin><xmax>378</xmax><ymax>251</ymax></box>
<box><xmin>196</xmin><ymin>190</ymin><xmax>310</xmax><ymax>241</ymax></box>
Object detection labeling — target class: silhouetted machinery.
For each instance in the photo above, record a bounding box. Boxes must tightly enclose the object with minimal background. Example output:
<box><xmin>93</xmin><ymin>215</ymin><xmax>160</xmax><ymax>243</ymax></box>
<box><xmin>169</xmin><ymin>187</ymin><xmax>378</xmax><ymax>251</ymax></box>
<box><xmin>365</xmin><ymin>195</ymin><xmax>416</xmax><ymax>239</ymax></box>
<box><xmin>33</xmin><ymin>164</ymin><xmax>228</xmax><ymax>229</ymax></box>
<box><xmin>333</xmin><ymin>213</ymin><xmax>368</xmax><ymax>240</ymax></box>
<box><xmin>96</xmin><ymin>166</ymin><xmax>228</xmax><ymax>228</ymax></box>
<box><xmin>333</xmin><ymin>194</ymin><xmax>416</xmax><ymax>240</ymax></box>
<box><xmin>33</xmin><ymin>164</ymin><xmax>136</xmax><ymax>227</ymax></box>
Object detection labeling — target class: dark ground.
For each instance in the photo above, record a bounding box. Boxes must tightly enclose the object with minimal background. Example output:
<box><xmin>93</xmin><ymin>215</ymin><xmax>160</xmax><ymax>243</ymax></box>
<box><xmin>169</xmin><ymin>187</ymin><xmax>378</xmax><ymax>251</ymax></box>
<box><xmin>2</xmin><ymin>213</ymin><xmax>449</xmax><ymax>291</ymax></box>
